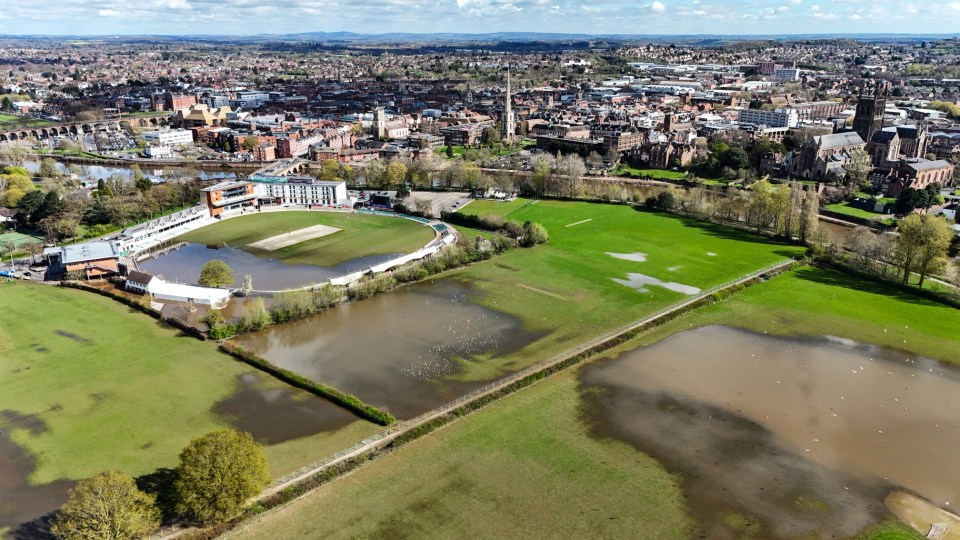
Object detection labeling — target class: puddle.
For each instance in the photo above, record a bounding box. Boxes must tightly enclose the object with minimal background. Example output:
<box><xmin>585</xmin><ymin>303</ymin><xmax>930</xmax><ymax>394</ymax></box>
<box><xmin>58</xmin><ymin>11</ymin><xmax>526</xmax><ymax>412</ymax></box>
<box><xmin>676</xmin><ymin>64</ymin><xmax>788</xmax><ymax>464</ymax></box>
<box><xmin>612</xmin><ymin>273</ymin><xmax>701</xmax><ymax>295</ymax></box>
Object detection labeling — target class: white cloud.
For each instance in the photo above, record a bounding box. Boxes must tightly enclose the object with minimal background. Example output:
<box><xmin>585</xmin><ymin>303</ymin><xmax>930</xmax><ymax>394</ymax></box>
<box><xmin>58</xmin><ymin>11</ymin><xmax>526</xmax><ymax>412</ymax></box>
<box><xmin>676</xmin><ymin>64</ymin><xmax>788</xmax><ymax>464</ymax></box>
<box><xmin>811</xmin><ymin>4</ymin><xmax>820</xmax><ymax>11</ymax></box>
<box><xmin>950</xmin><ymin>2</ymin><xmax>960</xmax><ymax>11</ymax></box>
<box><xmin>650</xmin><ymin>1</ymin><xmax>666</xmax><ymax>13</ymax></box>
<box><xmin>156</xmin><ymin>0</ymin><xmax>193</xmax><ymax>9</ymax></box>
<box><xmin>97</xmin><ymin>9</ymin><xmax>121</xmax><ymax>16</ymax></box>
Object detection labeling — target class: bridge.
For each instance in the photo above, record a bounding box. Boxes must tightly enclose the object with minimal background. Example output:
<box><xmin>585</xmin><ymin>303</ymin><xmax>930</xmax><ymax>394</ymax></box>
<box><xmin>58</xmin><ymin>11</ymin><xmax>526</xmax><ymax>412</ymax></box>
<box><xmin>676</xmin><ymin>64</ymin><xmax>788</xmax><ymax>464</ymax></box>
<box><xmin>0</xmin><ymin>116</ymin><xmax>167</xmax><ymax>142</ymax></box>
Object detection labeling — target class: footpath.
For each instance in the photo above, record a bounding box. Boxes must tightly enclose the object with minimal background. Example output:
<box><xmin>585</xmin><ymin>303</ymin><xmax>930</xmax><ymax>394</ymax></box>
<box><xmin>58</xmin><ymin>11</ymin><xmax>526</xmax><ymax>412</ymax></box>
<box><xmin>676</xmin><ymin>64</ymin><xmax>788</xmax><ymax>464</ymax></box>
<box><xmin>151</xmin><ymin>257</ymin><xmax>798</xmax><ymax>540</ymax></box>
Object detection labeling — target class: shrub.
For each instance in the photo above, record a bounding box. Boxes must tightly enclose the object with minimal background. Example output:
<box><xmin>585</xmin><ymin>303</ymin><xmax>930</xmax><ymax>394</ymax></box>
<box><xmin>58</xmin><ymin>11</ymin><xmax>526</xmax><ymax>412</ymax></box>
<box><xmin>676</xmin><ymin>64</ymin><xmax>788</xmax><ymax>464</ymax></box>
<box><xmin>218</xmin><ymin>342</ymin><xmax>396</xmax><ymax>425</ymax></box>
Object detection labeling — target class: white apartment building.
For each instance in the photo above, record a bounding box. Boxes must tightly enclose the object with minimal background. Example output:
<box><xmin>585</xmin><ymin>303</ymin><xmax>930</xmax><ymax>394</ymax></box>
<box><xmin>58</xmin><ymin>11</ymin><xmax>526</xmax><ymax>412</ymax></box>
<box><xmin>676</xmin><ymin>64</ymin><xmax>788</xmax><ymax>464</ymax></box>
<box><xmin>250</xmin><ymin>176</ymin><xmax>350</xmax><ymax>207</ymax></box>
<box><xmin>737</xmin><ymin>108</ymin><xmax>800</xmax><ymax>128</ymax></box>
<box><xmin>142</xmin><ymin>129</ymin><xmax>195</xmax><ymax>146</ymax></box>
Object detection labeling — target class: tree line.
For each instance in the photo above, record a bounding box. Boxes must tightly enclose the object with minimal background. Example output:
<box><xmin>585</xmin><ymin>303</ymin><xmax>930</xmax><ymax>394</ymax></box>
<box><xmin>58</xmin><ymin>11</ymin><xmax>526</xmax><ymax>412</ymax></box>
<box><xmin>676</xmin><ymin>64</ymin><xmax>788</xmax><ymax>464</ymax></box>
<box><xmin>51</xmin><ymin>429</ymin><xmax>269</xmax><ymax>539</ymax></box>
<box><xmin>1</xmin><ymin>159</ymin><xmax>202</xmax><ymax>243</ymax></box>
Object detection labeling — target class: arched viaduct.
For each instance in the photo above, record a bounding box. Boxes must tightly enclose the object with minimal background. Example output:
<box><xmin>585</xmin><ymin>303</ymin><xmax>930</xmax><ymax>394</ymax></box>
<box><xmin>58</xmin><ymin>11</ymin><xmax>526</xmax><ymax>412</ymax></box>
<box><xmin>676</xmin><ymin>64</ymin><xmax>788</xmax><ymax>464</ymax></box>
<box><xmin>0</xmin><ymin>116</ymin><xmax>167</xmax><ymax>142</ymax></box>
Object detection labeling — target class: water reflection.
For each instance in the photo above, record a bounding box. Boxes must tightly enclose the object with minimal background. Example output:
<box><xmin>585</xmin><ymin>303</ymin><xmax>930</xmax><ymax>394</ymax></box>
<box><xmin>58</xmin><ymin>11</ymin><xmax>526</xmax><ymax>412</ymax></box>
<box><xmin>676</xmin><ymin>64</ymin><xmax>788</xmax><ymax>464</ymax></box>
<box><xmin>580</xmin><ymin>326</ymin><xmax>960</xmax><ymax>538</ymax></box>
<box><xmin>139</xmin><ymin>243</ymin><xmax>400</xmax><ymax>290</ymax></box>
<box><xmin>235</xmin><ymin>279</ymin><xmax>543</xmax><ymax>418</ymax></box>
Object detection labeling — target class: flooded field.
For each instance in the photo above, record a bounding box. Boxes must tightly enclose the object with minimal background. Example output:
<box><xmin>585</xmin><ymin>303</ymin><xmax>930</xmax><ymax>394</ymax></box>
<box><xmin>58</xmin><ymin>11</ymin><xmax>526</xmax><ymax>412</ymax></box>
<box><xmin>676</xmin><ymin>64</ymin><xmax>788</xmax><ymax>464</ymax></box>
<box><xmin>0</xmin><ymin>373</ymin><xmax>358</xmax><ymax>533</ymax></box>
<box><xmin>580</xmin><ymin>325</ymin><xmax>960</xmax><ymax>539</ymax></box>
<box><xmin>234</xmin><ymin>279</ymin><xmax>544</xmax><ymax>419</ymax></box>
<box><xmin>139</xmin><ymin>243</ymin><xmax>400</xmax><ymax>290</ymax></box>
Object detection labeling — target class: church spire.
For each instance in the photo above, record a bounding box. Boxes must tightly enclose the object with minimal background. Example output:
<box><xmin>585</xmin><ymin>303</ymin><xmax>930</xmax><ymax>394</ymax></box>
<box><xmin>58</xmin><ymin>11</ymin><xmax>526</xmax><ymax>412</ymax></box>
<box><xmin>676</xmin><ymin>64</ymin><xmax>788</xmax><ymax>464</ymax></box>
<box><xmin>502</xmin><ymin>63</ymin><xmax>516</xmax><ymax>143</ymax></box>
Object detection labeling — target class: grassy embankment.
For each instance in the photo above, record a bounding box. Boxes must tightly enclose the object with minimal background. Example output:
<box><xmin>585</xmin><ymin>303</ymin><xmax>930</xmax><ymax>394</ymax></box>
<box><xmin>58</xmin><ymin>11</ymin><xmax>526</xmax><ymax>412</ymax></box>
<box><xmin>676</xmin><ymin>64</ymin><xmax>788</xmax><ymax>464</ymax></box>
<box><xmin>0</xmin><ymin>113</ymin><xmax>55</xmax><ymax>129</ymax></box>
<box><xmin>228</xmin><ymin>265</ymin><xmax>950</xmax><ymax>540</ymax></box>
<box><xmin>624</xmin><ymin>266</ymin><xmax>960</xmax><ymax>365</ymax></box>
<box><xmin>0</xmin><ymin>283</ymin><xmax>378</xmax><ymax>486</ymax></box>
<box><xmin>447</xmin><ymin>199</ymin><xmax>805</xmax><ymax>381</ymax></box>
<box><xmin>176</xmin><ymin>211</ymin><xmax>435</xmax><ymax>267</ymax></box>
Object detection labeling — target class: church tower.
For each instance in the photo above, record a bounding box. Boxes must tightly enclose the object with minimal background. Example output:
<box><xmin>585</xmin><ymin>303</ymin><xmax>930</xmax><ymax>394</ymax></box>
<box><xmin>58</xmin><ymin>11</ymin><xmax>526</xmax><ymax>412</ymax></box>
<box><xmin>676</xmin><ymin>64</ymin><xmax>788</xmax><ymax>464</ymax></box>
<box><xmin>853</xmin><ymin>80</ymin><xmax>890</xmax><ymax>144</ymax></box>
<box><xmin>501</xmin><ymin>65</ymin><xmax>516</xmax><ymax>143</ymax></box>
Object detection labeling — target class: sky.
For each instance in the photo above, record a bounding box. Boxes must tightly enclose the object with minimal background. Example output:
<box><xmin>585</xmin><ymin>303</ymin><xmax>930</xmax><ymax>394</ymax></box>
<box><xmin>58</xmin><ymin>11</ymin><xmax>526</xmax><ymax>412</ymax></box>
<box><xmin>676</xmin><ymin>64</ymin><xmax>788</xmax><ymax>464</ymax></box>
<box><xmin>1</xmin><ymin>0</ymin><xmax>959</xmax><ymax>36</ymax></box>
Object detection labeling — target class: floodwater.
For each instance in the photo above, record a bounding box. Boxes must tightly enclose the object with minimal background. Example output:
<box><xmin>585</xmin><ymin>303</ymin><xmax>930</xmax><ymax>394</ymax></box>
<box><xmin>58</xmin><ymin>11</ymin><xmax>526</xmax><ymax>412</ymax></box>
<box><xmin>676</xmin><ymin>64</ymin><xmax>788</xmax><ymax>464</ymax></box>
<box><xmin>0</xmin><ymin>373</ymin><xmax>356</xmax><ymax>533</ymax></box>
<box><xmin>138</xmin><ymin>243</ymin><xmax>401</xmax><ymax>290</ymax></box>
<box><xmin>579</xmin><ymin>326</ymin><xmax>960</xmax><ymax>539</ymax></box>
<box><xmin>234</xmin><ymin>279</ymin><xmax>543</xmax><ymax>419</ymax></box>
<box><xmin>0</xmin><ymin>412</ymin><xmax>74</xmax><ymax>534</ymax></box>
<box><xmin>213</xmin><ymin>373</ymin><xmax>358</xmax><ymax>445</ymax></box>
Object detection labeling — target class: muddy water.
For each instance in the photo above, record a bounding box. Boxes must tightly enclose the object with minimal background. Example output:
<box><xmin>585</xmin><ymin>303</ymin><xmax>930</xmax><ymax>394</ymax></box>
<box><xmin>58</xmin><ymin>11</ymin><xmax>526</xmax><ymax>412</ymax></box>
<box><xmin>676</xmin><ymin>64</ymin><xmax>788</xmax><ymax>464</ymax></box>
<box><xmin>580</xmin><ymin>326</ymin><xmax>960</xmax><ymax>539</ymax></box>
<box><xmin>139</xmin><ymin>243</ymin><xmax>400</xmax><ymax>290</ymax></box>
<box><xmin>0</xmin><ymin>373</ymin><xmax>355</xmax><ymax>532</ymax></box>
<box><xmin>213</xmin><ymin>373</ymin><xmax>357</xmax><ymax>445</ymax></box>
<box><xmin>0</xmin><ymin>413</ymin><xmax>73</xmax><ymax>533</ymax></box>
<box><xmin>234</xmin><ymin>279</ymin><xmax>543</xmax><ymax>419</ymax></box>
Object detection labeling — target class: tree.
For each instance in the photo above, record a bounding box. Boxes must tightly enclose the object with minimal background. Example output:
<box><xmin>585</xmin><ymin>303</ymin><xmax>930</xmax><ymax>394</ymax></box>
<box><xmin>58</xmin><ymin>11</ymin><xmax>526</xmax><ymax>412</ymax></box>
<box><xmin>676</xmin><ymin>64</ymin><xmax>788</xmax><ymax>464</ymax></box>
<box><xmin>16</xmin><ymin>189</ymin><xmax>46</xmax><ymax>223</ymax></box>
<box><xmin>39</xmin><ymin>158</ymin><xmax>60</xmax><ymax>178</ymax></box>
<box><xmin>173</xmin><ymin>429</ymin><xmax>270</xmax><ymax>525</ymax></box>
<box><xmin>242</xmin><ymin>275</ymin><xmax>253</xmax><ymax>297</ymax></box>
<box><xmin>745</xmin><ymin>179</ymin><xmax>775</xmax><ymax>234</ymax></box>
<box><xmin>241</xmin><ymin>297</ymin><xmax>271</xmax><ymax>331</ymax></box>
<box><xmin>520</xmin><ymin>221</ymin><xmax>549</xmax><ymax>247</ymax></box>
<box><xmin>51</xmin><ymin>470</ymin><xmax>161</xmax><ymax>540</ymax></box>
<box><xmin>481</xmin><ymin>126</ymin><xmax>501</xmax><ymax>145</ymax></box>
<box><xmin>445</xmin><ymin>145</ymin><xmax>454</xmax><ymax>159</ymax></box>
<box><xmin>197</xmin><ymin>260</ymin><xmax>233</xmax><ymax>288</ymax></box>
<box><xmin>384</xmin><ymin>161</ymin><xmax>407</xmax><ymax>187</ymax></box>
<box><xmin>318</xmin><ymin>159</ymin><xmax>340</xmax><ymax>181</ymax></box>
<box><xmin>893</xmin><ymin>214</ymin><xmax>953</xmax><ymax>286</ymax></box>
<box><xmin>843</xmin><ymin>148</ymin><xmax>872</xmax><ymax>189</ymax></box>
<box><xmin>242</xmin><ymin>136</ymin><xmax>259</xmax><ymax>151</ymax></box>
<box><xmin>721</xmin><ymin>146</ymin><xmax>750</xmax><ymax>171</ymax></box>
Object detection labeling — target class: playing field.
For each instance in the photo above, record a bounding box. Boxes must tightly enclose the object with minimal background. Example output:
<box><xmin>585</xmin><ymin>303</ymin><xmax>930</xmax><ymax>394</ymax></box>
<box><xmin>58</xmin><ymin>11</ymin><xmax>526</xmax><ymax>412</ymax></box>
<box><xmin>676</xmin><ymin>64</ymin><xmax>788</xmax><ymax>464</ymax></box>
<box><xmin>447</xmin><ymin>199</ymin><xmax>806</xmax><ymax>381</ymax></box>
<box><xmin>624</xmin><ymin>266</ymin><xmax>960</xmax><ymax>365</ymax></box>
<box><xmin>0</xmin><ymin>282</ymin><xmax>378</xmax><ymax>487</ymax></box>
<box><xmin>0</xmin><ymin>231</ymin><xmax>44</xmax><ymax>247</ymax></box>
<box><xmin>177</xmin><ymin>212</ymin><xmax>435</xmax><ymax>267</ymax></box>
<box><xmin>229</xmin><ymin>265</ymin><xmax>947</xmax><ymax>540</ymax></box>
<box><xmin>230</xmin><ymin>371</ymin><xmax>694</xmax><ymax>540</ymax></box>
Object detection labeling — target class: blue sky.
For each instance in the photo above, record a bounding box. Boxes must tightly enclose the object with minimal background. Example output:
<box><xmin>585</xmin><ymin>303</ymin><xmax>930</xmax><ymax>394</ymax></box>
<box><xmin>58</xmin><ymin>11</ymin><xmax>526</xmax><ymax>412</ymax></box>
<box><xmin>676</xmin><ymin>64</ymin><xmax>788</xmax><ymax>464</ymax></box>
<box><xmin>2</xmin><ymin>0</ymin><xmax>959</xmax><ymax>36</ymax></box>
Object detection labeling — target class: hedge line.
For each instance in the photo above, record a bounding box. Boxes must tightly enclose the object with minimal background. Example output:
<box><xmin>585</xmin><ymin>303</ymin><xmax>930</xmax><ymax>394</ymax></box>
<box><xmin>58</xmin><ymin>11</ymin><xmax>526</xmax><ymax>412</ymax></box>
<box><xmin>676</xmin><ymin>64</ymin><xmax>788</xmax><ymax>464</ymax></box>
<box><xmin>59</xmin><ymin>281</ymin><xmax>207</xmax><ymax>340</ymax></box>
<box><xmin>176</xmin><ymin>261</ymin><xmax>797</xmax><ymax>540</ymax></box>
<box><xmin>218</xmin><ymin>342</ymin><xmax>396</xmax><ymax>426</ymax></box>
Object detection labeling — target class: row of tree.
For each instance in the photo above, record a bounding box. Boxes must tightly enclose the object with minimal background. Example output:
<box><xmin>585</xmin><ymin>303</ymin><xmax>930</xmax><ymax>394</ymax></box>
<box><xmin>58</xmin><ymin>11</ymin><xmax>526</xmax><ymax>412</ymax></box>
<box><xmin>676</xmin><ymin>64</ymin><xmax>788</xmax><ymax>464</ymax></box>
<box><xmin>1</xmin><ymin>160</ymin><xmax>202</xmax><ymax>243</ymax></box>
<box><xmin>52</xmin><ymin>429</ymin><xmax>269</xmax><ymax>539</ymax></box>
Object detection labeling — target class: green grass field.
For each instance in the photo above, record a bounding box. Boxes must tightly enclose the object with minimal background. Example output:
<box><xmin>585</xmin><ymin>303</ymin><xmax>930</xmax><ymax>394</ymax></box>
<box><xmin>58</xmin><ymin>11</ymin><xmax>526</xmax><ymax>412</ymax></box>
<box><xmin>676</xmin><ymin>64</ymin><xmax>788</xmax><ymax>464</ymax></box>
<box><xmin>230</xmin><ymin>370</ymin><xmax>693</xmax><ymax>540</ymax></box>
<box><xmin>449</xmin><ymin>199</ymin><xmax>805</xmax><ymax>381</ymax></box>
<box><xmin>0</xmin><ymin>231</ymin><xmax>44</xmax><ymax>247</ymax></box>
<box><xmin>0</xmin><ymin>283</ymin><xmax>377</xmax><ymax>486</ymax></box>
<box><xmin>824</xmin><ymin>201</ymin><xmax>888</xmax><ymax>220</ymax></box>
<box><xmin>229</xmin><ymin>264</ymin><xmax>948</xmax><ymax>540</ymax></box>
<box><xmin>612</xmin><ymin>164</ymin><xmax>687</xmax><ymax>180</ymax></box>
<box><xmin>177</xmin><ymin>212</ymin><xmax>435</xmax><ymax>267</ymax></box>
<box><xmin>624</xmin><ymin>266</ymin><xmax>960</xmax><ymax>365</ymax></box>
<box><xmin>0</xmin><ymin>113</ymin><xmax>55</xmax><ymax>129</ymax></box>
